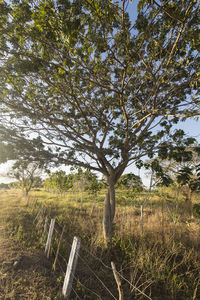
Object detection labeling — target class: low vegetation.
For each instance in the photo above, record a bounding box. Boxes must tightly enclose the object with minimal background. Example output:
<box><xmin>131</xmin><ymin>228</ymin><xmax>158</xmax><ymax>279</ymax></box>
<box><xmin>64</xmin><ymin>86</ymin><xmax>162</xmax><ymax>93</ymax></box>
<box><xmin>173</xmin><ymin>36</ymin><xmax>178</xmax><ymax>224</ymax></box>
<box><xmin>4</xmin><ymin>186</ymin><xmax>200</xmax><ymax>299</ymax></box>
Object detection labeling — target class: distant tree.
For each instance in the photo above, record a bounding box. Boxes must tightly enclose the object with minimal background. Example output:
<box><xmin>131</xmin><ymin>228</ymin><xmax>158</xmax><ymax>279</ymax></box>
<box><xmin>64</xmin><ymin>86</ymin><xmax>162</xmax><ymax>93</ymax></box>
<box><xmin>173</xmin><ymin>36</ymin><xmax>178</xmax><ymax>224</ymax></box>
<box><xmin>84</xmin><ymin>170</ymin><xmax>102</xmax><ymax>196</ymax></box>
<box><xmin>116</xmin><ymin>173</ymin><xmax>143</xmax><ymax>192</ymax></box>
<box><xmin>147</xmin><ymin>140</ymin><xmax>200</xmax><ymax>208</ymax></box>
<box><xmin>70</xmin><ymin>168</ymin><xmax>101</xmax><ymax>202</ymax></box>
<box><xmin>0</xmin><ymin>183</ymin><xmax>10</xmax><ymax>189</ymax></box>
<box><xmin>44</xmin><ymin>170</ymin><xmax>73</xmax><ymax>198</ymax></box>
<box><xmin>8</xmin><ymin>160</ymin><xmax>44</xmax><ymax>203</ymax></box>
<box><xmin>0</xmin><ymin>0</ymin><xmax>199</xmax><ymax>240</ymax></box>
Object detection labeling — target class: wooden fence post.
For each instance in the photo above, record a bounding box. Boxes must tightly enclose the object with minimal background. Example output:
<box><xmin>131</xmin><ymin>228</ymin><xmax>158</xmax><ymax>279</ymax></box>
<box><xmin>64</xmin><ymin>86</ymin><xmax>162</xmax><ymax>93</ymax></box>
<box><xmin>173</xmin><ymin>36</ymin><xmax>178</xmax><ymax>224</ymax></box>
<box><xmin>52</xmin><ymin>225</ymin><xmax>66</xmax><ymax>271</ymax></box>
<box><xmin>45</xmin><ymin>218</ymin><xmax>55</xmax><ymax>259</ymax></box>
<box><xmin>62</xmin><ymin>236</ymin><xmax>81</xmax><ymax>299</ymax></box>
<box><xmin>43</xmin><ymin>216</ymin><xmax>48</xmax><ymax>236</ymax></box>
<box><xmin>33</xmin><ymin>206</ymin><xmax>44</xmax><ymax>224</ymax></box>
<box><xmin>111</xmin><ymin>261</ymin><xmax>124</xmax><ymax>300</ymax></box>
<box><xmin>31</xmin><ymin>198</ymin><xmax>38</xmax><ymax>212</ymax></box>
<box><xmin>36</xmin><ymin>207</ymin><xmax>46</xmax><ymax>230</ymax></box>
<box><xmin>141</xmin><ymin>205</ymin><xmax>144</xmax><ymax>234</ymax></box>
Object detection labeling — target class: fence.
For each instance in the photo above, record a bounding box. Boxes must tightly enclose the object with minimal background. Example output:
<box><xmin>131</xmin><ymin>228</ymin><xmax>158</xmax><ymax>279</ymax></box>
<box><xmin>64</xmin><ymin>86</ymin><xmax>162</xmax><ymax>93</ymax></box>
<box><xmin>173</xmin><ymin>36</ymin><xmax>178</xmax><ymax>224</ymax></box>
<box><xmin>29</xmin><ymin>197</ymin><xmax>153</xmax><ymax>300</ymax></box>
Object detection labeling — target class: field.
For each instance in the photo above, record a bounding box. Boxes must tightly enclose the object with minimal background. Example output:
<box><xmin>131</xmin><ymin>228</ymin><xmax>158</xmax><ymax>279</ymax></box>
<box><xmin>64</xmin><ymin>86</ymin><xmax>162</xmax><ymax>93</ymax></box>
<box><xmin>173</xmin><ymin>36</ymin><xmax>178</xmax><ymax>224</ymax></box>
<box><xmin>1</xmin><ymin>187</ymin><xmax>200</xmax><ymax>299</ymax></box>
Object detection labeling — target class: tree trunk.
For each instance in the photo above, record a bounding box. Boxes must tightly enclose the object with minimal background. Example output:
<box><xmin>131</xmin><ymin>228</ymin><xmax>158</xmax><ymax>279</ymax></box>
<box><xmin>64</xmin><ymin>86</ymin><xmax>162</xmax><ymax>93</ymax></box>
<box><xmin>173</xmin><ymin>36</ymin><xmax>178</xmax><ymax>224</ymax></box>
<box><xmin>183</xmin><ymin>184</ymin><xmax>193</xmax><ymax>216</ymax></box>
<box><xmin>25</xmin><ymin>189</ymin><xmax>29</xmax><ymax>205</ymax></box>
<box><xmin>103</xmin><ymin>189</ymin><xmax>111</xmax><ymax>242</ymax></box>
<box><xmin>103</xmin><ymin>177</ymin><xmax>116</xmax><ymax>243</ymax></box>
<box><xmin>109</xmin><ymin>179</ymin><xmax>116</xmax><ymax>222</ymax></box>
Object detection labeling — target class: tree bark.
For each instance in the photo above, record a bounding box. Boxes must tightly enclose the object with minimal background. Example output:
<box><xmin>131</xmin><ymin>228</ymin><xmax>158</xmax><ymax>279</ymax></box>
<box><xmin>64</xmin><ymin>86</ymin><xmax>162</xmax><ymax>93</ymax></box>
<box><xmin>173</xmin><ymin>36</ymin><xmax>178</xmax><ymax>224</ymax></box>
<box><xmin>103</xmin><ymin>189</ymin><xmax>111</xmax><ymax>242</ymax></box>
<box><xmin>103</xmin><ymin>177</ymin><xmax>116</xmax><ymax>243</ymax></box>
<box><xmin>24</xmin><ymin>189</ymin><xmax>29</xmax><ymax>205</ymax></box>
<box><xmin>109</xmin><ymin>179</ymin><xmax>116</xmax><ymax>222</ymax></box>
<box><xmin>183</xmin><ymin>184</ymin><xmax>193</xmax><ymax>216</ymax></box>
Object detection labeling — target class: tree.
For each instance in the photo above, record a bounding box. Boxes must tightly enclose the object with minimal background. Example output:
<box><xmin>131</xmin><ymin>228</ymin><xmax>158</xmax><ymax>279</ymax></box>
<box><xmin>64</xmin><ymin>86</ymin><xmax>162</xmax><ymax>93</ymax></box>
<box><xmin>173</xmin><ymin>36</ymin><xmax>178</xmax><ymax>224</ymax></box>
<box><xmin>116</xmin><ymin>173</ymin><xmax>143</xmax><ymax>192</ymax></box>
<box><xmin>150</xmin><ymin>143</ymin><xmax>200</xmax><ymax>203</ymax></box>
<box><xmin>44</xmin><ymin>170</ymin><xmax>73</xmax><ymax>198</ymax></box>
<box><xmin>0</xmin><ymin>182</ymin><xmax>10</xmax><ymax>189</ymax></box>
<box><xmin>73</xmin><ymin>168</ymin><xmax>102</xmax><ymax>201</ymax></box>
<box><xmin>0</xmin><ymin>135</ymin><xmax>54</xmax><ymax>166</ymax></box>
<box><xmin>84</xmin><ymin>170</ymin><xmax>102</xmax><ymax>196</ymax></box>
<box><xmin>146</xmin><ymin>138</ymin><xmax>200</xmax><ymax>216</ymax></box>
<box><xmin>8</xmin><ymin>160</ymin><xmax>44</xmax><ymax>202</ymax></box>
<box><xmin>0</xmin><ymin>0</ymin><xmax>199</xmax><ymax>240</ymax></box>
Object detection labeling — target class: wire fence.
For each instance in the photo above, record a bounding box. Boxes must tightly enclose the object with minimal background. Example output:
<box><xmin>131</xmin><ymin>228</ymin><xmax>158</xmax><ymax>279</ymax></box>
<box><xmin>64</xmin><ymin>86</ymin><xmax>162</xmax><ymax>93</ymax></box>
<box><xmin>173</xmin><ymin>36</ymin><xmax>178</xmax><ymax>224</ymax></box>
<box><xmin>27</xmin><ymin>197</ymin><xmax>153</xmax><ymax>300</ymax></box>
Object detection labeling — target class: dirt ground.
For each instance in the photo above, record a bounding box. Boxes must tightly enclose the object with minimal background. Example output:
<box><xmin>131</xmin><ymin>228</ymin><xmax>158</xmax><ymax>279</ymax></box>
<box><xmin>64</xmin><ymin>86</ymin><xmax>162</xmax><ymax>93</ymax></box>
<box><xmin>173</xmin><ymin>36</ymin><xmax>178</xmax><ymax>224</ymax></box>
<box><xmin>0</xmin><ymin>190</ymin><xmax>60</xmax><ymax>300</ymax></box>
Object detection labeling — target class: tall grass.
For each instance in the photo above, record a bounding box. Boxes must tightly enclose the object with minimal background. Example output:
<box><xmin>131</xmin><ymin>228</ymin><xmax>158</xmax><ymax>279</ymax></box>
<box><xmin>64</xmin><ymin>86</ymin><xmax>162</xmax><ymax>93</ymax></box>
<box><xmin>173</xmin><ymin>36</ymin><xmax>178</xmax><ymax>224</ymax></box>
<box><xmin>4</xmin><ymin>187</ymin><xmax>200</xmax><ymax>299</ymax></box>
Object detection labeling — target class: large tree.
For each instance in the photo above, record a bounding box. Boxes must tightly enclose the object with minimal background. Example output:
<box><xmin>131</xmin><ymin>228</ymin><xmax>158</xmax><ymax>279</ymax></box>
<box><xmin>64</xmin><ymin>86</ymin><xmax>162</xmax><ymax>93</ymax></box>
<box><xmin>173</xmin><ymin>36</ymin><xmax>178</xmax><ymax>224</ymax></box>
<box><xmin>0</xmin><ymin>0</ymin><xmax>199</xmax><ymax>240</ymax></box>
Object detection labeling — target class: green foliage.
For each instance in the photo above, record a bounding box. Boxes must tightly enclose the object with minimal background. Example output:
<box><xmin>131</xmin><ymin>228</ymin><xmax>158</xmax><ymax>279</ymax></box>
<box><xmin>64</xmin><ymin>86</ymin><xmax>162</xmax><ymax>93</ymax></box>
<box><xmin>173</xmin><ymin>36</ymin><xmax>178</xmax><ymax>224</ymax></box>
<box><xmin>0</xmin><ymin>0</ymin><xmax>199</xmax><ymax>178</ymax></box>
<box><xmin>193</xmin><ymin>203</ymin><xmax>200</xmax><ymax>217</ymax></box>
<box><xmin>116</xmin><ymin>173</ymin><xmax>143</xmax><ymax>191</ymax></box>
<box><xmin>79</xmin><ymin>169</ymin><xmax>102</xmax><ymax>195</ymax></box>
<box><xmin>0</xmin><ymin>182</ymin><xmax>10</xmax><ymax>189</ymax></box>
<box><xmin>0</xmin><ymin>136</ymin><xmax>53</xmax><ymax>165</ymax></box>
<box><xmin>44</xmin><ymin>168</ymin><xmax>101</xmax><ymax>197</ymax></box>
<box><xmin>148</xmin><ymin>140</ymin><xmax>200</xmax><ymax>193</ymax></box>
<box><xmin>44</xmin><ymin>170</ymin><xmax>73</xmax><ymax>194</ymax></box>
<box><xmin>9</xmin><ymin>160</ymin><xmax>44</xmax><ymax>197</ymax></box>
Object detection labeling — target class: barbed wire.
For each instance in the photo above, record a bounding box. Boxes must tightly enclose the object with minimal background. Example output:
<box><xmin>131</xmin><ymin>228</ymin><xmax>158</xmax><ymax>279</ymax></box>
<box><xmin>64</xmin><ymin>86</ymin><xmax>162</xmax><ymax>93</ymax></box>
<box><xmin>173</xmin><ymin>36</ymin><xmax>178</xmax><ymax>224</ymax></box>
<box><xmin>53</xmin><ymin>235</ymin><xmax>117</xmax><ymax>300</ymax></box>
<box><xmin>77</xmin><ymin>253</ymin><xmax>117</xmax><ymax>300</ymax></box>
<box><xmin>56</xmin><ymin>221</ymin><xmax>153</xmax><ymax>299</ymax></box>
<box><xmin>72</xmin><ymin>286</ymin><xmax>82</xmax><ymax>300</ymax></box>
<box><xmin>54</xmin><ymin>223</ymin><xmax>153</xmax><ymax>300</ymax></box>
<box><xmin>51</xmin><ymin>232</ymin><xmax>116</xmax><ymax>299</ymax></box>
<box><xmin>31</xmin><ymin>198</ymin><xmax>153</xmax><ymax>300</ymax></box>
<box><xmin>73</xmin><ymin>274</ymin><xmax>103</xmax><ymax>300</ymax></box>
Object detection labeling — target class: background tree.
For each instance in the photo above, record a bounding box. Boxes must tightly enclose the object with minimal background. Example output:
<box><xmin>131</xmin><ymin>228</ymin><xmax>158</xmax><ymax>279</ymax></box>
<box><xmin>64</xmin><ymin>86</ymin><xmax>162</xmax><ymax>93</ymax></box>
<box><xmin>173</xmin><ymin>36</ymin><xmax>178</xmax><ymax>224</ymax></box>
<box><xmin>116</xmin><ymin>173</ymin><xmax>143</xmax><ymax>192</ymax></box>
<box><xmin>8</xmin><ymin>160</ymin><xmax>44</xmax><ymax>203</ymax></box>
<box><xmin>70</xmin><ymin>167</ymin><xmax>101</xmax><ymax>203</ymax></box>
<box><xmin>44</xmin><ymin>170</ymin><xmax>73</xmax><ymax>199</ymax></box>
<box><xmin>147</xmin><ymin>138</ymin><xmax>200</xmax><ymax>215</ymax></box>
<box><xmin>84</xmin><ymin>169</ymin><xmax>102</xmax><ymax>196</ymax></box>
<box><xmin>0</xmin><ymin>0</ymin><xmax>199</xmax><ymax>240</ymax></box>
<box><xmin>0</xmin><ymin>183</ymin><xmax>10</xmax><ymax>189</ymax></box>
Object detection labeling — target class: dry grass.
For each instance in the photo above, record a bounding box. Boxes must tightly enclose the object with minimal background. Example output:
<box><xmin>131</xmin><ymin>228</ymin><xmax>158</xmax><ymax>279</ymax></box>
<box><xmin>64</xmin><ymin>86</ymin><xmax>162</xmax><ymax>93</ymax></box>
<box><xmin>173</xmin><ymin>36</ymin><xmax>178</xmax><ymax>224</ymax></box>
<box><xmin>0</xmin><ymin>190</ymin><xmax>62</xmax><ymax>300</ymax></box>
<box><xmin>1</xmin><ymin>187</ymin><xmax>200</xmax><ymax>299</ymax></box>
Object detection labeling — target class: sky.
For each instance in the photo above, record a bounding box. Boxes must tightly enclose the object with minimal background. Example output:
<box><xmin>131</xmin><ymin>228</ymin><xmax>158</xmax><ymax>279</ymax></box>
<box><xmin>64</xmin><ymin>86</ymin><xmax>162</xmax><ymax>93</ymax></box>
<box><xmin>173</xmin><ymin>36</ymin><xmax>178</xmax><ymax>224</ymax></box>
<box><xmin>0</xmin><ymin>160</ymin><xmax>15</xmax><ymax>183</ymax></box>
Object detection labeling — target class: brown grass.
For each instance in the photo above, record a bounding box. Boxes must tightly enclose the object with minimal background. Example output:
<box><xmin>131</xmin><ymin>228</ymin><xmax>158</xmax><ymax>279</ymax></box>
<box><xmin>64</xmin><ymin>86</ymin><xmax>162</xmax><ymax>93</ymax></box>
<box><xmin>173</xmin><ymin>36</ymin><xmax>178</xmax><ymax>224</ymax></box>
<box><xmin>1</xmin><ymin>187</ymin><xmax>200</xmax><ymax>299</ymax></box>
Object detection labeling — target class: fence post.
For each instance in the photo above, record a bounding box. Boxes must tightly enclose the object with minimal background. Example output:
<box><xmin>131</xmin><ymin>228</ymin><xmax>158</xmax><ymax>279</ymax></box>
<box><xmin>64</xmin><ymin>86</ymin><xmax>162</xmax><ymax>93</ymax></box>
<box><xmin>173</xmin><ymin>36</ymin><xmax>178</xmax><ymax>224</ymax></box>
<box><xmin>62</xmin><ymin>236</ymin><xmax>81</xmax><ymax>299</ymax></box>
<box><xmin>33</xmin><ymin>206</ymin><xmax>44</xmax><ymax>224</ymax></box>
<box><xmin>45</xmin><ymin>218</ymin><xmax>55</xmax><ymax>259</ymax></box>
<box><xmin>111</xmin><ymin>261</ymin><xmax>124</xmax><ymax>300</ymax></box>
<box><xmin>141</xmin><ymin>205</ymin><xmax>144</xmax><ymax>234</ymax></box>
<box><xmin>43</xmin><ymin>216</ymin><xmax>48</xmax><ymax>236</ymax></box>
<box><xmin>31</xmin><ymin>198</ymin><xmax>38</xmax><ymax>212</ymax></box>
<box><xmin>52</xmin><ymin>224</ymin><xmax>66</xmax><ymax>271</ymax></box>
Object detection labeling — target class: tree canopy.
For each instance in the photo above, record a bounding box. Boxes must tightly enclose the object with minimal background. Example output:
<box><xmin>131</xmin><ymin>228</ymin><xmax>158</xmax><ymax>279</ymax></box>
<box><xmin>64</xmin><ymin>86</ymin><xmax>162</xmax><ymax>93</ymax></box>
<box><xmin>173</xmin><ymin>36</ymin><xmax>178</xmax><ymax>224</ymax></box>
<box><xmin>149</xmin><ymin>141</ymin><xmax>200</xmax><ymax>202</ymax></box>
<box><xmin>116</xmin><ymin>173</ymin><xmax>143</xmax><ymax>191</ymax></box>
<box><xmin>8</xmin><ymin>159</ymin><xmax>44</xmax><ymax>201</ymax></box>
<box><xmin>0</xmin><ymin>0</ymin><xmax>199</xmax><ymax>239</ymax></box>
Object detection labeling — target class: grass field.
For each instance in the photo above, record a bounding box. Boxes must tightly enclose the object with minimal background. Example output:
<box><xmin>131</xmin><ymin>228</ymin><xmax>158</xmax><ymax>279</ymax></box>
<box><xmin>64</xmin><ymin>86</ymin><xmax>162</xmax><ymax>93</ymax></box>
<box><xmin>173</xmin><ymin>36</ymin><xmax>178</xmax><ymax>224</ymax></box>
<box><xmin>1</xmin><ymin>187</ymin><xmax>200</xmax><ymax>299</ymax></box>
